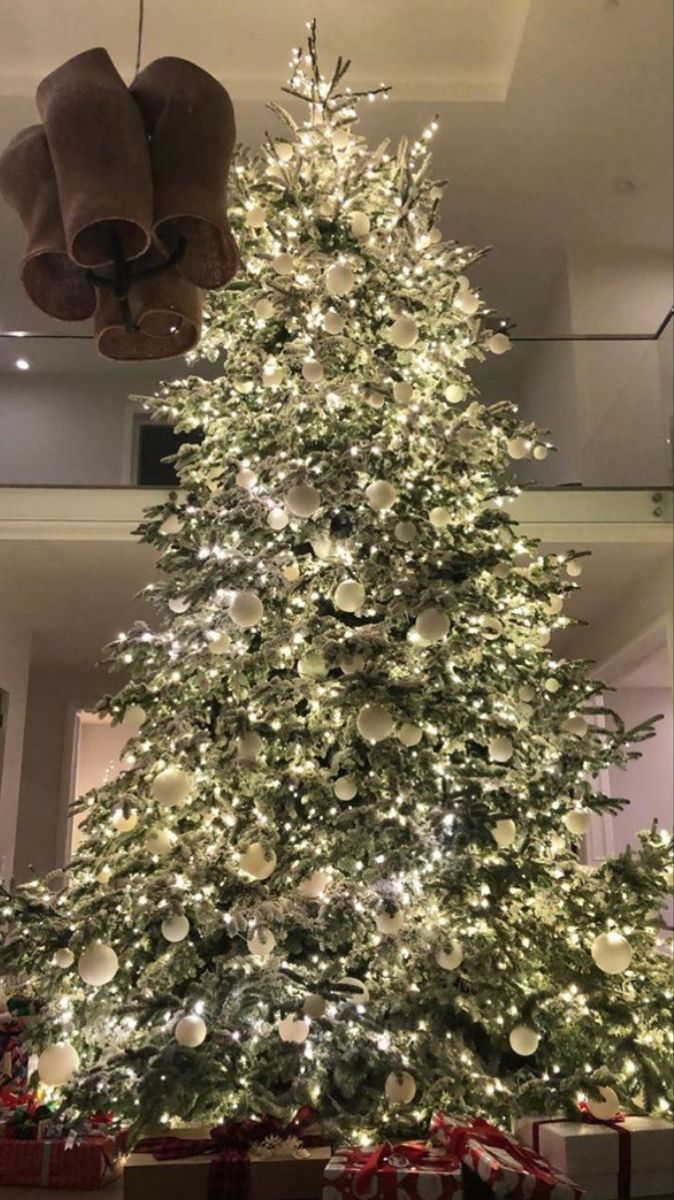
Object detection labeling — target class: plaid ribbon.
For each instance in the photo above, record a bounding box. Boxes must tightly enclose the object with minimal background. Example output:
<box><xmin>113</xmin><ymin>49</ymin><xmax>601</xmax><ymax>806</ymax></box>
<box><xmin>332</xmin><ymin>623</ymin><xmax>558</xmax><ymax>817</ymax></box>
<box><xmin>136</xmin><ymin>1106</ymin><xmax>317</xmax><ymax>1200</ymax></box>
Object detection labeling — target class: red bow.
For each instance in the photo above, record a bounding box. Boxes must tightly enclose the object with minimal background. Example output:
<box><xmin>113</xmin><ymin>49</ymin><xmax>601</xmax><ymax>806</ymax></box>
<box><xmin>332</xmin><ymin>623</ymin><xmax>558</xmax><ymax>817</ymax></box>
<box><xmin>354</xmin><ymin>1141</ymin><xmax>430</xmax><ymax>1196</ymax></box>
<box><xmin>0</xmin><ymin>1087</ymin><xmax>38</xmax><ymax>1114</ymax></box>
<box><xmin>431</xmin><ymin>1114</ymin><xmax>562</xmax><ymax>1189</ymax></box>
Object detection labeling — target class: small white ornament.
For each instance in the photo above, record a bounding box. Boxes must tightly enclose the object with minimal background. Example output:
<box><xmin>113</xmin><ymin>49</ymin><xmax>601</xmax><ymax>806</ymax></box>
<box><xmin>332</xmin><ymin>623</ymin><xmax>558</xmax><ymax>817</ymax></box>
<box><xmin>445</xmin><ymin>383</ymin><xmax>465</xmax><ymax>405</ymax></box>
<box><xmin>366</xmin><ymin>480</ymin><xmax>397</xmax><ymax>511</ymax></box>
<box><xmin>146</xmin><ymin>828</ymin><xmax>175</xmax><ymax>857</ymax></box>
<box><xmin>311</xmin><ymin>533</ymin><xmax>333</xmax><ymax>559</ymax></box>
<box><xmin>96</xmin><ymin>865</ymin><xmax>112</xmax><ymax>884</ymax></box>
<box><xmin>248</xmin><ymin>928</ymin><xmax>276</xmax><ymax>958</ymax></box>
<box><xmin>263</xmin><ymin>359</ymin><xmax>284</xmax><ymax>387</ymax></box>
<box><xmin>283</xmin><ymin>562</ymin><xmax>300</xmax><ymax>582</ymax></box>
<box><xmin>169</xmin><ymin>595</ymin><xmax>191</xmax><ymax>614</ymax></box>
<box><xmin>339</xmin><ymin>651</ymin><xmax>365</xmax><ymax>675</ymax></box>
<box><xmin>544</xmin><ymin>677</ymin><xmax>561</xmax><ymax>693</ymax></box>
<box><xmin>546</xmin><ymin>594</ymin><xmax>565</xmax><ymax>615</ymax></box>
<box><xmin>245</xmin><ymin>205</ymin><xmax>266</xmax><ymax>228</ymax></box>
<box><xmin>492</xmin><ymin>562</ymin><xmax>511</xmax><ymax>580</ymax></box>
<box><xmin>325</xmin><ymin>263</ymin><xmax>355</xmax><ymax>297</ymax></box>
<box><xmin>276</xmin><ymin>141</ymin><xmax>294</xmax><ymax>162</ymax></box>
<box><xmin>367</xmin><ymin>390</ymin><xmax>385</xmax><ymax>408</ymax></box>
<box><xmin>78</xmin><ymin>942</ymin><xmax>119</xmax><ymax>987</ymax></box>
<box><xmin>230</xmin><ymin>591</ymin><xmax>264</xmax><ymax>628</ymax></box>
<box><xmin>302</xmin><ymin>359</ymin><xmax>324</xmax><ymax>383</ymax></box>
<box><xmin>111</xmin><ymin>808</ymin><xmax>138</xmax><ymax>834</ymax></box>
<box><xmin>38</xmin><ymin>1042</ymin><xmax>80</xmax><ymax>1087</ymax></box>
<box><xmin>207</xmin><ymin>630</ymin><xmax>231</xmax><ymax>656</ymax></box>
<box><xmin>509</xmin><ymin>1025</ymin><xmax>540</xmax><ymax>1056</ymax></box>
<box><xmin>350</xmin><ymin>211</ymin><xmax>370</xmax><ymax>238</ymax></box>
<box><xmin>267</xmin><ymin>506</ymin><xmax>289</xmax><ymax>531</ymax></box>
<box><xmin>357</xmin><ymin>704</ymin><xmax>394</xmax><ymax>743</ymax></box>
<box><xmin>519</xmin><ymin>685</ymin><xmax>535</xmax><ymax>702</ymax></box>
<box><xmin>286</xmin><ymin>483</ymin><xmax>321</xmax><ymax>518</ymax></box>
<box><xmin>278</xmin><ymin>1014</ymin><xmax>310</xmax><ymax>1043</ymax></box>
<box><xmin>236</xmin><ymin>467</ymin><xmax>257</xmax><ymax>490</ymax></box>
<box><xmin>334</xmin><ymin>775</ymin><xmax>358</xmax><ymax>801</ymax></box>
<box><xmin>455</xmin><ymin>290</ymin><xmax>481</xmax><ymax>315</ymax></box>
<box><xmin>324</xmin><ymin>310</ymin><xmax>345</xmax><ymax>335</ymax></box>
<box><xmin>239</xmin><ymin>842</ymin><xmax>277</xmax><ymax>880</ymax></box>
<box><xmin>533</xmin><ymin>444</ymin><xmax>549</xmax><ymax>461</ymax></box>
<box><xmin>491</xmin><ymin>819</ymin><xmax>517</xmax><ymax>848</ymax></box>
<box><xmin>152</xmin><ymin>766</ymin><xmax>191</xmax><ymax>808</ymax></box>
<box><xmin>385</xmin><ymin>1071</ymin><xmax>416</xmax><ymax>1105</ymax></box>
<box><xmin>564</xmin><ymin>809</ymin><xmax>592</xmax><ymax>836</ymax></box>
<box><xmin>254</xmin><ymin>297</ymin><xmax>275</xmax><ymax>320</ymax></box>
<box><xmin>375</xmin><ymin>910</ymin><xmax>404</xmax><ymax>936</ymax></box>
<box><xmin>566</xmin><ymin>560</ymin><xmax>583</xmax><ymax>578</ymax></box>
<box><xmin>339</xmin><ymin>977</ymin><xmax>369</xmax><ymax>1004</ymax></box>
<box><xmin>591</xmin><ymin>931</ymin><xmax>632</xmax><ymax>975</ymax></box>
<box><xmin>563</xmin><ymin>714</ymin><xmax>587</xmax><ymax>738</ymax></box>
<box><xmin>437</xmin><ymin>943</ymin><xmax>464</xmax><ymax>971</ymax></box>
<box><xmin>398</xmin><ymin>722</ymin><xmax>422</xmax><ymax>747</ymax></box>
<box><xmin>332</xmin><ymin>127</ymin><xmax>351</xmax><ymax>150</ymax></box>
<box><xmin>299</xmin><ymin>869</ymin><xmax>330</xmax><ymax>899</ymax></box>
<box><xmin>457</xmin><ymin>427</ymin><xmax>477</xmax><ymax>447</ymax></box>
<box><xmin>160</xmin><ymin>513</ymin><xmax>183</xmax><ymax>536</ymax></box>
<box><xmin>334</xmin><ymin>579</ymin><xmax>366</xmax><ymax>612</ymax></box>
<box><xmin>550</xmin><ymin>832</ymin><xmax>566</xmax><ymax>855</ymax></box>
<box><xmin>416</xmin><ymin>607</ymin><xmax>449</xmax><ymax>643</ymax></box>
<box><xmin>237</xmin><ymin>730</ymin><xmax>263</xmax><ymax>762</ymax></box>
<box><xmin>122</xmin><ymin>703</ymin><xmax>146</xmax><ymax>726</ymax></box>
<box><xmin>53</xmin><ymin>947</ymin><xmax>75</xmax><ymax>969</ymax></box>
<box><xmin>489</xmin><ymin>735</ymin><xmax>513</xmax><ymax>763</ymax></box>
<box><xmin>429</xmin><ymin>507</ymin><xmax>451</xmax><ymax>529</ymax></box>
<box><xmin>304</xmin><ymin>994</ymin><xmax>327</xmax><ymax>1019</ymax></box>
<box><xmin>393</xmin><ymin>380</ymin><xmax>413</xmax><ymax>404</ymax></box>
<box><xmin>507</xmin><ymin>437</ymin><xmax>529</xmax><ymax>460</ymax></box>
<box><xmin>394</xmin><ymin>521</ymin><xmax>417</xmax><ymax>543</ymax></box>
<box><xmin>389</xmin><ymin>316</ymin><xmax>418</xmax><ymax>349</ymax></box>
<box><xmin>162</xmin><ymin>914</ymin><xmax>190</xmax><ymax>943</ymax></box>
<box><xmin>482</xmin><ymin>617</ymin><xmax>503</xmax><ymax>639</ymax></box>
<box><xmin>586</xmin><ymin>1086</ymin><xmax>621</xmax><ymax>1121</ymax></box>
<box><xmin>175</xmin><ymin>1015</ymin><xmax>207</xmax><ymax>1047</ymax></box>
<box><xmin>272</xmin><ymin>253</ymin><xmax>294</xmax><ymax>276</ymax></box>
<box><xmin>298</xmin><ymin>651</ymin><xmax>328</xmax><ymax>679</ymax></box>
<box><xmin>487</xmin><ymin>332</ymin><xmax>512</xmax><ymax>355</ymax></box>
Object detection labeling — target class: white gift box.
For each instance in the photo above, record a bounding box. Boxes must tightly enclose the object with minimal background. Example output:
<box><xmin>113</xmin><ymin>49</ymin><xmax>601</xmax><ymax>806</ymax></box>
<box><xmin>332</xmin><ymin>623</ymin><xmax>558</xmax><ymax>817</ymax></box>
<box><xmin>516</xmin><ymin>1116</ymin><xmax>674</xmax><ymax>1200</ymax></box>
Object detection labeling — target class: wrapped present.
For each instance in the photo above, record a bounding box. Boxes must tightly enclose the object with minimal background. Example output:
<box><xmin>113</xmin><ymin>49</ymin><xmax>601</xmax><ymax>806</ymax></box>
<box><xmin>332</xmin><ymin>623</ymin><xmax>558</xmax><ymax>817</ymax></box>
<box><xmin>0</xmin><ymin>1017</ymin><xmax>29</xmax><ymax>1090</ymax></box>
<box><xmin>127</xmin><ymin>1107</ymin><xmax>330</xmax><ymax>1199</ymax></box>
<box><xmin>0</xmin><ymin>1087</ymin><xmax>54</xmax><ymax>1140</ymax></box>
<box><xmin>429</xmin><ymin>1113</ymin><xmax>584</xmax><ymax>1200</ymax></box>
<box><xmin>516</xmin><ymin>1114</ymin><xmax>674</xmax><ymax>1200</ymax></box>
<box><xmin>322</xmin><ymin>1141</ymin><xmax>464</xmax><ymax>1199</ymax></box>
<box><xmin>0</xmin><ymin>1129</ymin><xmax>126</xmax><ymax>1189</ymax></box>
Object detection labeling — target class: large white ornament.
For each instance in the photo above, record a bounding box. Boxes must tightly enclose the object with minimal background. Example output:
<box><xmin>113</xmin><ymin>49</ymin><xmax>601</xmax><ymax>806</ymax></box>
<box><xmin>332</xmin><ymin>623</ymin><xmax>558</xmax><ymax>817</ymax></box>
<box><xmin>339</xmin><ymin>977</ymin><xmax>370</xmax><ymax>1004</ymax></box>
<box><xmin>563</xmin><ymin>715</ymin><xmax>588</xmax><ymax>738</ymax></box>
<box><xmin>334</xmin><ymin>775</ymin><xmax>358</xmax><ymax>801</ymax></box>
<box><xmin>325</xmin><ymin>263</ymin><xmax>355</xmax><ymax>297</ymax></box>
<box><xmin>385</xmin><ymin>1071</ymin><xmax>416</xmax><ymax>1105</ymax></box>
<box><xmin>389</xmin><ymin>316</ymin><xmax>418</xmax><ymax>349</ymax></box>
<box><xmin>350</xmin><ymin>211</ymin><xmax>370</xmax><ymax>238</ymax></box>
<box><xmin>168</xmin><ymin>595</ymin><xmax>190</xmax><ymax>614</ymax></box>
<box><xmin>545</xmin><ymin>677</ymin><xmax>561</xmax><ymax>693</ymax></box>
<box><xmin>416</xmin><ymin>607</ymin><xmax>449</xmax><ymax>643</ymax></box>
<box><xmin>303</xmin><ymin>994</ymin><xmax>327</xmax><ymax>1019</ymax></box>
<box><xmin>237</xmin><ymin>731</ymin><xmax>263</xmax><ymax>762</ymax></box>
<box><xmin>146</xmin><ymin>828</ymin><xmax>175</xmax><ymax>857</ymax></box>
<box><xmin>53</xmin><ymin>947</ymin><xmax>75</xmax><ymax>969</ymax></box>
<box><xmin>299</xmin><ymin>869</ymin><xmax>330</xmax><ymax>899</ymax></box>
<box><xmin>487</xmin><ymin>332</ymin><xmax>512</xmax><ymax>355</ymax></box>
<box><xmin>278</xmin><ymin>1014</ymin><xmax>310</xmax><ymax>1043</ymax></box>
<box><xmin>375</xmin><ymin>911</ymin><xmax>404</xmax><ymax>936</ymax></box>
<box><xmin>507</xmin><ymin>437</ymin><xmax>530</xmax><ymax>460</ymax></box>
<box><xmin>236</xmin><ymin>467</ymin><xmax>257</xmax><ymax>490</ymax></box>
<box><xmin>207</xmin><ymin>630</ymin><xmax>231</xmax><ymax>656</ymax></box>
<box><xmin>566</xmin><ymin>559</ymin><xmax>583</xmax><ymax>578</ymax></box>
<box><xmin>162</xmin><ymin>914</ymin><xmax>190</xmax><ymax>943</ymax></box>
<box><xmin>245</xmin><ymin>205</ymin><xmax>267</xmax><ymax>228</ymax></box>
<box><xmin>488</xmin><ymin>735</ymin><xmax>513</xmax><ymax>763</ymax></box>
<box><xmin>239</xmin><ymin>842</ymin><xmax>277</xmax><ymax>880</ymax></box>
<box><xmin>437</xmin><ymin>943</ymin><xmax>464</xmax><ymax>971</ymax></box>
<box><xmin>111</xmin><ymin>808</ymin><xmax>138</xmax><ymax>834</ymax></box>
<box><xmin>533</xmin><ymin>444</ymin><xmax>549</xmax><ymax>461</ymax></box>
<box><xmin>175</xmin><ymin>1015</ymin><xmax>207</xmax><ymax>1047</ymax></box>
<box><xmin>445</xmin><ymin>383</ymin><xmax>466</xmax><ymax>405</ymax></box>
<box><xmin>122</xmin><ymin>703</ymin><xmax>146</xmax><ymax>726</ymax></box>
<box><xmin>78</xmin><ymin>942</ymin><xmax>119</xmax><ymax>987</ymax></box>
<box><xmin>38</xmin><ymin>1042</ymin><xmax>80</xmax><ymax>1087</ymax></box>
<box><xmin>254</xmin><ymin>297</ymin><xmax>275</xmax><ymax>320</ymax></box>
<box><xmin>398</xmin><ymin>722</ymin><xmax>422</xmax><ymax>747</ymax></box>
<box><xmin>509</xmin><ymin>1025</ymin><xmax>540</xmax><ymax>1056</ymax></box>
<box><xmin>366</xmin><ymin>480</ymin><xmax>397</xmax><ymax>511</ymax></box>
<box><xmin>586</xmin><ymin>1085</ymin><xmax>621</xmax><ymax>1121</ymax></box>
<box><xmin>334</xmin><ymin>579</ymin><xmax>366</xmax><ymax>612</ymax></box>
<box><xmin>491</xmin><ymin>819</ymin><xmax>517</xmax><ymax>848</ymax></box>
<box><xmin>393</xmin><ymin>380</ymin><xmax>413</xmax><ymax>404</ymax></box>
<box><xmin>324</xmin><ymin>310</ymin><xmax>345</xmax><ymax>335</ymax></box>
<box><xmin>357</xmin><ymin>704</ymin><xmax>394</xmax><ymax>743</ymax></box>
<box><xmin>394</xmin><ymin>521</ymin><xmax>417</xmax><ymax>543</ymax></box>
<box><xmin>263</xmin><ymin>359</ymin><xmax>284</xmax><ymax>387</ymax></box>
<box><xmin>454</xmin><ymin>290</ymin><xmax>481</xmax><ymax>316</ymax></box>
<box><xmin>302</xmin><ymin>359</ymin><xmax>324</xmax><ymax>383</ymax></box>
<box><xmin>267</xmin><ymin>506</ymin><xmax>289</xmax><ymax>531</ymax></box>
<box><xmin>230</xmin><ymin>591</ymin><xmax>264</xmax><ymax>628</ymax></box>
<box><xmin>564</xmin><ymin>809</ymin><xmax>592</xmax><ymax>836</ymax></box>
<box><xmin>272</xmin><ymin>253</ymin><xmax>294</xmax><ymax>276</ymax></box>
<box><xmin>152</xmin><ymin>765</ymin><xmax>191</xmax><ymax>808</ymax></box>
<box><xmin>247</xmin><ymin>928</ymin><xmax>276</xmax><ymax>958</ymax></box>
<box><xmin>591</xmin><ymin>931</ymin><xmax>633</xmax><ymax>975</ymax></box>
<box><xmin>429</xmin><ymin>507</ymin><xmax>451</xmax><ymax>529</ymax></box>
<box><xmin>286</xmin><ymin>483</ymin><xmax>321</xmax><ymax>517</ymax></box>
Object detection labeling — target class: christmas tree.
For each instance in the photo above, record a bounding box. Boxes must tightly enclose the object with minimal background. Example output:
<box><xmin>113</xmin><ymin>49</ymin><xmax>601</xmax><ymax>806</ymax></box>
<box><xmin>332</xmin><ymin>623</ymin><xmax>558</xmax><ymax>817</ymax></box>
<box><xmin>2</xmin><ymin>26</ymin><xmax>672</xmax><ymax>1142</ymax></box>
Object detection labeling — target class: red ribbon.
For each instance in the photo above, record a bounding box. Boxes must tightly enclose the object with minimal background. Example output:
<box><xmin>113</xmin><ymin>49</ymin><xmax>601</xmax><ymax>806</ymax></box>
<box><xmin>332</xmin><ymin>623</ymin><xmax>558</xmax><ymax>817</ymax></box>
<box><xmin>431</xmin><ymin>1114</ymin><xmax>563</xmax><ymax>1193</ymax></box>
<box><xmin>531</xmin><ymin>1106</ymin><xmax>631</xmax><ymax>1200</ymax></box>
<box><xmin>136</xmin><ymin>1106</ymin><xmax>317</xmax><ymax>1200</ymax></box>
<box><xmin>354</xmin><ymin>1141</ymin><xmax>431</xmax><ymax>1198</ymax></box>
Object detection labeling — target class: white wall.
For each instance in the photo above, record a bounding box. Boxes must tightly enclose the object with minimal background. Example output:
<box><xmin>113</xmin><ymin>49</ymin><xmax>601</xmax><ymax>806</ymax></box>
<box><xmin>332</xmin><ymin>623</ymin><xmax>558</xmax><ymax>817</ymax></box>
<box><xmin>0</xmin><ymin>614</ymin><xmax>31</xmax><ymax>881</ymax></box>
<box><xmin>70</xmin><ymin>716</ymin><xmax>136</xmax><ymax>859</ymax></box>
<box><xmin>608</xmin><ymin>686</ymin><xmax>673</xmax><ymax>849</ymax></box>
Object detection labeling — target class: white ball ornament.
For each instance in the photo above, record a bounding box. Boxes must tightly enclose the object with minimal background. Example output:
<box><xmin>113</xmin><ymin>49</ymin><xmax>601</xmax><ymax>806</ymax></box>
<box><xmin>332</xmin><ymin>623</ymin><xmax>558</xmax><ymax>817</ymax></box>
<box><xmin>428</xmin><ymin>227</ymin><xmax>442</xmax><ymax>243</ymax></box>
<box><xmin>207</xmin><ymin>630</ymin><xmax>231</xmax><ymax>656</ymax></box>
<box><xmin>247</xmin><ymin>928</ymin><xmax>276</xmax><ymax>958</ymax></box>
<box><xmin>168</xmin><ymin>595</ymin><xmax>191</xmax><ymax>614</ymax></box>
<box><xmin>245</xmin><ymin>205</ymin><xmax>266</xmax><ymax>228</ymax></box>
<box><xmin>437</xmin><ymin>943</ymin><xmax>464</xmax><ymax>971</ymax></box>
<box><xmin>482</xmin><ymin>617</ymin><xmax>503</xmax><ymax>639</ymax></box>
<box><xmin>509</xmin><ymin>1025</ymin><xmax>541</xmax><ymax>1056</ymax></box>
<box><xmin>162</xmin><ymin>914</ymin><xmax>190</xmax><ymax>943</ymax></box>
<box><xmin>416</xmin><ymin>607</ymin><xmax>449</xmax><ymax>643</ymax></box>
<box><xmin>325</xmin><ymin>263</ymin><xmax>355</xmax><ymax>297</ymax></box>
<box><xmin>394</xmin><ymin>521</ymin><xmax>417</xmax><ymax>543</ymax></box>
<box><xmin>230</xmin><ymin>590</ymin><xmax>264</xmax><ymax>628</ymax></box>
<box><xmin>53</xmin><ymin>947</ymin><xmax>75</xmax><ymax>969</ymax></box>
<box><xmin>389</xmin><ymin>316</ymin><xmax>418</xmax><ymax>349</ymax></box>
<box><xmin>111</xmin><ymin>808</ymin><xmax>138</xmax><ymax>834</ymax></box>
<box><xmin>366</xmin><ymin>480</ymin><xmax>397</xmax><ymax>511</ymax></box>
<box><xmin>122</xmin><ymin>703</ymin><xmax>146</xmax><ymax>726</ymax></box>
<box><xmin>237</xmin><ymin>730</ymin><xmax>263</xmax><ymax>762</ymax></box>
<box><xmin>487</xmin><ymin>332</ymin><xmax>512</xmax><ymax>355</ymax></box>
<box><xmin>350</xmin><ymin>211</ymin><xmax>370</xmax><ymax>238</ymax></box>
<box><xmin>38</xmin><ymin>1042</ymin><xmax>80</xmax><ymax>1087</ymax></box>
<box><xmin>429</xmin><ymin>507</ymin><xmax>451</xmax><ymax>529</ymax></box>
<box><xmin>339</xmin><ymin>651</ymin><xmax>365</xmax><ymax>675</ymax></box>
<box><xmin>519</xmin><ymin>685</ymin><xmax>535</xmax><ymax>702</ymax></box>
<box><xmin>445</xmin><ymin>383</ymin><xmax>465</xmax><ymax>405</ymax></box>
<box><xmin>272</xmin><ymin>253</ymin><xmax>294</xmax><ymax>276</ymax></box>
<box><xmin>357</xmin><ymin>704</ymin><xmax>394</xmax><ymax>743</ymax></box>
<box><xmin>398</xmin><ymin>722</ymin><xmax>422</xmax><ymax>747</ymax></box>
<box><xmin>302</xmin><ymin>359</ymin><xmax>324</xmax><ymax>383</ymax></box>
<box><xmin>492</xmin><ymin>562</ymin><xmax>511</xmax><ymax>580</ymax></box>
<box><xmin>366</xmin><ymin>390</ymin><xmax>385</xmax><ymax>408</ymax></box>
<box><xmin>563</xmin><ymin>715</ymin><xmax>588</xmax><ymax>738</ymax></box>
<box><xmin>550</xmin><ymin>832</ymin><xmax>566</xmax><ymax>855</ymax></box>
<box><xmin>303</xmin><ymin>994</ymin><xmax>326</xmax><ymax>1019</ymax></box>
<box><xmin>331</xmin><ymin>127</ymin><xmax>351</xmax><ymax>150</ymax></box>
<box><xmin>567</xmin><ymin>560</ymin><xmax>583</xmax><ymax>578</ymax></box>
<box><xmin>283</xmin><ymin>562</ymin><xmax>299</xmax><ymax>583</ymax></box>
<box><xmin>507</xmin><ymin>437</ymin><xmax>530</xmax><ymax>460</ymax></box>
<box><xmin>334</xmin><ymin>579</ymin><xmax>366</xmax><ymax>613</ymax></box>
<box><xmin>491</xmin><ymin>819</ymin><xmax>517</xmax><ymax>848</ymax></box>
<box><xmin>385</xmin><ymin>1071</ymin><xmax>416</xmax><ymax>1105</ymax></box>
<box><xmin>160</xmin><ymin>513</ymin><xmax>183</xmax><ymax>536</ymax></box>
<box><xmin>455</xmin><ymin>290</ymin><xmax>481</xmax><ymax>315</ymax></box>
<box><xmin>324</xmin><ymin>310</ymin><xmax>345</xmax><ymax>335</ymax></box>
<box><xmin>339</xmin><ymin>977</ymin><xmax>370</xmax><ymax>1004</ymax></box>
<box><xmin>586</xmin><ymin>1086</ymin><xmax>621</xmax><ymax>1121</ymax></box>
<box><xmin>236</xmin><ymin>467</ymin><xmax>257</xmax><ymax>490</ymax></box>
<box><xmin>393</xmin><ymin>381</ymin><xmax>413</xmax><ymax>404</ymax></box>
<box><xmin>278</xmin><ymin>1014</ymin><xmax>310</xmax><ymax>1043</ymax></box>
<box><xmin>544</xmin><ymin>677</ymin><xmax>561</xmax><ymax>693</ymax></box>
<box><xmin>298</xmin><ymin>651</ymin><xmax>328</xmax><ymax>679</ymax></box>
<box><xmin>591</xmin><ymin>931</ymin><xmax>633</xmax><ymax>975</ymax></box>
<box><xmin>375</xmin><ymin>911</ymin><xmax>404</xmax><ymax>936</ymax></box>
<box><xmin>334</xmin><ymin>775</ymin><xmax>358</xmax><ymax>801</ymax></box>
<box><xmin>175</xmin><ymin>1015</ymin><xmax>207</xmax><ymax>1047</ymax></box>
<box><xmin>263</xmin><ymin>359</ymin><xmax>284</xmax><ymax>387</ymax></box>
<box><xmin>489</xmin><ymin>735</ymin><xmax>513</xmax><ymax>763</ymax></box>
<box><xmin>286</xmin><ymin>483</ymin><xmax>321</xmax><ymax>518</ymax></box>
<box><xmin>299</xmin><ymin>869</ymin><xmax>330</xmax><ymax>899</ymax></box>
<box><xmin>533</xmin><ymin>444</ymin><xmax>549</xmax><ymax>461</ymax></box>
<box><xmin>564</xmin><ymin>809</ymin><xmax>592</xmax><ymax>836</ymax></box>
<box><xmin>146</xmin><ymin>828</ymin><xmax>175</xmax><ymax>857</ymax></box>
<box><xmin>78</xmin><ymin>942</ymin><xmax>119</xmax><ymax>987</ymax></box>
<box><xmin>275</xmin><ymin>141</ymin><xmax>294</xmax><ymax>162</ymax></box>
<box><xmin>267</xmin><ymin>506</ymin><xmax>289</xmax><ymax>532</ymax></box>
<box><xmin>239</xmin><ymin>842</ymin><xmax>277</xmax><ymax>881</ymax></box>
<box><xmin>152</xmin><ymin>765</ymin><xmax>191</xmax><ymax>807</ymax></box>
<box><xmin>254</xmin><ymin>297</ymin><xmax>275</xmax><ymax>320</ymax></box>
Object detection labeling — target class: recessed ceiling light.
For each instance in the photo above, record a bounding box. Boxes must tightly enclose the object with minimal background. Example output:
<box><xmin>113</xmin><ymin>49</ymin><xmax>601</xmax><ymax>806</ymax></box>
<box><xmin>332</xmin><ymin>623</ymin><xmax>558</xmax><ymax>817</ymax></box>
<box><xmin>15</xmin><ymin>357</ymin><xmax>30</xmax><ymax>370</ymax></box>
<box><xmin>613</xmin><ymin>177</ymin><xmax>636</xmax><ymax>194</ymax></box>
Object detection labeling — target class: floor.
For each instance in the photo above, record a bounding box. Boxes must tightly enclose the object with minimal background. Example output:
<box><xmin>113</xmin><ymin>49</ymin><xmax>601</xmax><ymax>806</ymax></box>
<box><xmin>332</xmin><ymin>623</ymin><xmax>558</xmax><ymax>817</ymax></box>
<box><xmin>0</xmin><ymin>1186</ymin><xmax>123</xmax><ymax>1198</ymax></box>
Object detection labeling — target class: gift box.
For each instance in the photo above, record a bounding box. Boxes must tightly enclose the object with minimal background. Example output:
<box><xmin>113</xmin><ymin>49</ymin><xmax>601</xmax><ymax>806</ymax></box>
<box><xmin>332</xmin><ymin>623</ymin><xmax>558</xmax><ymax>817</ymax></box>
<box><xmin>0</xmin><ymin>1130</ymin><xmax>126</xmax><ymax>1189</ymax></box>
<box><xmin>430</xmin><ymin>1114</ymin><xmax>584</xmax><ymax>1200</ymax></box>
<box><xmin>516</xmin><ymin>1116</ymin><xmax>674</xmax><ymax>1200</ymax></box>
<box><xmin>322</xmin><ymin>1142</ymin><xmax>464</xmax><ymax>1200</ymax></box>
<box><xmin>0</xmin><ymin>1017</ymin><xmax>29</xmax><ymax>1090</ymax></box>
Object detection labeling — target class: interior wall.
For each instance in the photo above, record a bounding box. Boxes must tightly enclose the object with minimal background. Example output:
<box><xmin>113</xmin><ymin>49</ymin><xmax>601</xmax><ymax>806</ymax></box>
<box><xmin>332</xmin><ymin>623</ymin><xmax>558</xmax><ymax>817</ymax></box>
<box><xmin>70</xmin><ymin>716</ymin><xmax>134</xmax><ymax>859</ymax></box>
<box><xmin>608</xmin><ymin>686</ymin><xmax>673</xmax><ymax>848</ymax></box>
<box><xmin>0</xmin><ymin>615</ymin><xmax>31</xmax><ymax>882</ymax></box>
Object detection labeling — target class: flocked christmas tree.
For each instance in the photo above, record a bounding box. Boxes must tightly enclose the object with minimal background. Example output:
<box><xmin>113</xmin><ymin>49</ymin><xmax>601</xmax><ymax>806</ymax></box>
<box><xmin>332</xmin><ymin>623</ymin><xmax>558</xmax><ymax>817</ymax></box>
<box><xmin>2</xmin><ymin>26</ymin><xmax>673</xmax><ymax>1141</ymax></box>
